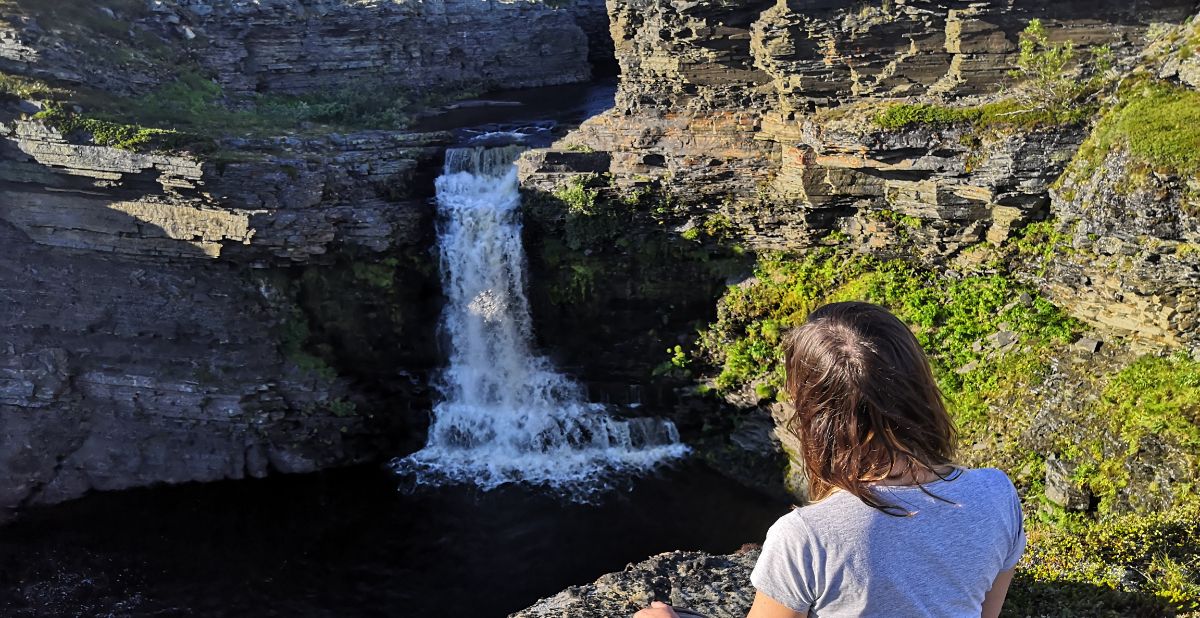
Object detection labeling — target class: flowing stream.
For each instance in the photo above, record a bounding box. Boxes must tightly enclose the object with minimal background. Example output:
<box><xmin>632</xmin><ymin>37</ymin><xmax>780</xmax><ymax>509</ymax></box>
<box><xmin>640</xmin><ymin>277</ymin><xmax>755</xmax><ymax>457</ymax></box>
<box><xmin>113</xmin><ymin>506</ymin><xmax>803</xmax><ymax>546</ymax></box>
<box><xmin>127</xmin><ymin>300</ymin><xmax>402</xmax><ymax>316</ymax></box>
<box><xmin>391</xmin><ymin>146</ymin><xmax>688</xmax><ymax>493</ymax></box>
<box><xmin>393</xmin><ymin>145</ymin><xmax>691</xmax><ymax>494</ymax></box>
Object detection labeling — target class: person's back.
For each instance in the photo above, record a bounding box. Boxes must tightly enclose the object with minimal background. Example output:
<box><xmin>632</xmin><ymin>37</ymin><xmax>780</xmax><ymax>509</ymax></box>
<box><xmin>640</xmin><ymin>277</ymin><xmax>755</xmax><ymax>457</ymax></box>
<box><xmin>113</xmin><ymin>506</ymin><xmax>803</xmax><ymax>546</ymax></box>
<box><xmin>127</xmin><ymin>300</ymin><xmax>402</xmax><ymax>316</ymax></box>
<box><xmin>635</xmin><ymin>302</ymin><xmax>1026</xmax><ymax>618</ymax></box>
<box><xmin>752</xmin><ymin>467</ymin><xmax>1025</xmax><ymax>617</ymax></box>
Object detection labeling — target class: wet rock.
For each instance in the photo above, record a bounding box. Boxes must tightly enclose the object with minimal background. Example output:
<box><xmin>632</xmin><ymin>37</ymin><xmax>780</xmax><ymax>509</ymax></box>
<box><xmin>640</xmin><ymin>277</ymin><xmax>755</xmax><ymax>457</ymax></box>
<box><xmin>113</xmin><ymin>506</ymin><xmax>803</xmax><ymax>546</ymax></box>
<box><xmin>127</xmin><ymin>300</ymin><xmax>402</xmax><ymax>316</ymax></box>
<box><xmin>700</xmin><ymin>408</ymin><xmax>792</xmax><ymax>502</ymax></box>
<box><xmin>511</xmin><ymin>548</ymin><xmax>761</xmax><ymax>618</ymax></box>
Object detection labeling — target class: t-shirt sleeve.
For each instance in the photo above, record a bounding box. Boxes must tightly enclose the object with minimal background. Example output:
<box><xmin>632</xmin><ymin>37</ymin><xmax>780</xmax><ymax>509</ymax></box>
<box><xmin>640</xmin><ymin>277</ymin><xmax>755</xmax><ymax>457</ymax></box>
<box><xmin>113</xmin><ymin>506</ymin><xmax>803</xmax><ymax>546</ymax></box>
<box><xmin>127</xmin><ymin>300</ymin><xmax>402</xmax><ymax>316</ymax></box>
<box><xmin>750</xmin><ymin>512</ymin><xmax>819</xmax><ymax>612</ymax></box>
<box><xmin>999</xmin><ymin>472</ymin><xmax>1027</xmax><ymax>571</ymax></box>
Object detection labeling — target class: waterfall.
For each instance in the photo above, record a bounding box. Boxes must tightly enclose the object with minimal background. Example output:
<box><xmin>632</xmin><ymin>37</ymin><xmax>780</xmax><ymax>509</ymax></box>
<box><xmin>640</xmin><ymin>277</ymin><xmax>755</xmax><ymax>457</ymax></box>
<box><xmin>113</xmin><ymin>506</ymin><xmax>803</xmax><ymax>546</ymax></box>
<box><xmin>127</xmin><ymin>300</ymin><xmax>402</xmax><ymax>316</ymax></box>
<box><xmin>390</xmin><ymin>146</ymin><xmax>688</xmax><ymax>493</ymax></box>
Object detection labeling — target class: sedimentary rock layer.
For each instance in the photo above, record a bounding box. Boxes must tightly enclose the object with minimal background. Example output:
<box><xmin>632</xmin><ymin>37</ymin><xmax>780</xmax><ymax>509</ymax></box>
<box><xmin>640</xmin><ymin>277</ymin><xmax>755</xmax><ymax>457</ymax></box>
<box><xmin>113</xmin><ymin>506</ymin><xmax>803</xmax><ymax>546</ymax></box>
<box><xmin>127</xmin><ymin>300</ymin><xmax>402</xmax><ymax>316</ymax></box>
<box><xmin>521</xmin><ymin>0</ymin><xmax>1199</xmax><ymax>348</ymax></box>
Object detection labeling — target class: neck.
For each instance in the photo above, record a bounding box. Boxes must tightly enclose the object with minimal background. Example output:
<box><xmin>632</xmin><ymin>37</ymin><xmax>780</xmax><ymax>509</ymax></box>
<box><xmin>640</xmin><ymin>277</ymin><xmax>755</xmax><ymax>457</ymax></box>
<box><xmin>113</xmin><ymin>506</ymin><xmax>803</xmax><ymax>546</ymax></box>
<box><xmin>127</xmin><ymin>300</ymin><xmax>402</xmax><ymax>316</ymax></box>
<box><xmin>873</xmin><ymin>461</ymin><xmax>955</xmax><ymax>486</ymax></box>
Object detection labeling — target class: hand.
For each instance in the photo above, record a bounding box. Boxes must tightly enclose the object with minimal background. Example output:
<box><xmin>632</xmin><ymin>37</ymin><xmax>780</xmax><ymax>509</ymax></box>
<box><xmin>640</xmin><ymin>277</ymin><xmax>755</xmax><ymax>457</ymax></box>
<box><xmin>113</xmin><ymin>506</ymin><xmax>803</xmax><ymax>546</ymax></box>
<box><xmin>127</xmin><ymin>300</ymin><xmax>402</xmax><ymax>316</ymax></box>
<box><xmin>633</xmin><ymin>600</ymin><xmax>681</xmax><ymax>618</ymax></box>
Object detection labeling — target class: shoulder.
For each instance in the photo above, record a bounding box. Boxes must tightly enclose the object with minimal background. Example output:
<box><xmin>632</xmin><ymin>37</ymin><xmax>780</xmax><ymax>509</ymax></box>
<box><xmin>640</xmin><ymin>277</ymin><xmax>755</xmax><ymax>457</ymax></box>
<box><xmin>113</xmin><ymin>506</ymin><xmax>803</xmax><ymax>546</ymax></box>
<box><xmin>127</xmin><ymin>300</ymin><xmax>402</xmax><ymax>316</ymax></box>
<box><xmin>769</xmin><ymin>491</ymin><xmax>866</xmax><ymax>542</ymax></box>
<box><xmin>956</xmin><ymin>467</ymin><xmax>1024</xmax><ymax>522</ymax></box>
<box><xmin>961</xmin><ymin>467</ymin><xmax>1020</xmax><ymax>495</ymax></box>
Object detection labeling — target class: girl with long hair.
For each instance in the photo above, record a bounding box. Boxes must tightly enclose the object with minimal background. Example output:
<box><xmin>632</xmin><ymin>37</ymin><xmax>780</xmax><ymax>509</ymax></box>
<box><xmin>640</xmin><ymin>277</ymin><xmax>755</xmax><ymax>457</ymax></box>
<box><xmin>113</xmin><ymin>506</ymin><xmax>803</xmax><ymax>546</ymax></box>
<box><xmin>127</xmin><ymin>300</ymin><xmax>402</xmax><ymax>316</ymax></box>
<box><xmin>637</xmin><ymin>302</ymin><xmax>1025</xmax><ymax>618</ymax></box>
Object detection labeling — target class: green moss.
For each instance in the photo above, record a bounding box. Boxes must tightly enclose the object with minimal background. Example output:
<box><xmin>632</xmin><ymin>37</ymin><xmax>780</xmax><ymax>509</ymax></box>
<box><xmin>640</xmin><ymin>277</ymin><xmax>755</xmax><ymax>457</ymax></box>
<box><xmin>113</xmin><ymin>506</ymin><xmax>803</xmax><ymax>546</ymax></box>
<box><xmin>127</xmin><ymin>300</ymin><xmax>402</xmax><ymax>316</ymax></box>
<box><xmin>696</xmin><ymin>249</ymin><xmax>1081</xmax><ymax>441</ymax></box>
<box><xmin>1009</xmin><ymin>500</ymin><xmax>1200</xmax><ymax>615</ymax></box>
<box><xmin>26</xmin><ymin>65</ymin><xmax>483</xmax><ymax>149</ymax></box>
<box><xmin>873</xmin><ymin>103</ymin><xmax>983</xmax><ymax>129</ymax></box>
<box><xmin>279</xmin><ymin>306</ymin><xmax>338</xmax><ymax>381</ymax></box>
<box><xmin>32</xmin><ymin>103</ymin><xmax>211</xmax><ymax>153</ymax></box>
<box><xmin>873</xmin><ymin>99</ymin><xmax>1095</xmax><ymax>132</ymax></box>
<box><xmin>1010</xmin><ymin>220</ymin><xmax>1076</xmax><ymax>275</ymax></box>
<box><xmin>1075</xmin><ymin>81</ymin><xmax>1200</xmax><ymax>182</ymax></box>
<box><xmin>327</xmin><ymin>398</ymin><xmax>358</xmax><ymax>418</ymax></box>
<box><xmin>351</xmin><ymin>258</ymin><xmax>399</xmax><ymax>291</ymax></box>
<box><xmin>1066</xmin><ymin>353</ymin><xmax>1200</xmax><ymax>513</ymax></box>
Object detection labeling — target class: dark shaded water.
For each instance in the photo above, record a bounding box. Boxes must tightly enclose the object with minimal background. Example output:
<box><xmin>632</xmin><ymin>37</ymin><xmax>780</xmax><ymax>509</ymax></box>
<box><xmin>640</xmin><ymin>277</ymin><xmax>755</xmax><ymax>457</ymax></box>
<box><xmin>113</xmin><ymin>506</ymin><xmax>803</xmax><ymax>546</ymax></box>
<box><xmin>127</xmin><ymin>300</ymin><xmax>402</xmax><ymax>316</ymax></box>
<box><xmin>0</xmin><ymin>460</ymin><xmax>788</xmax><ymax>617</ymax></box>
<box><xmin>412</xmin><ymin>78</ymin><xmax>617</xmax><ymax>146</ymax></box>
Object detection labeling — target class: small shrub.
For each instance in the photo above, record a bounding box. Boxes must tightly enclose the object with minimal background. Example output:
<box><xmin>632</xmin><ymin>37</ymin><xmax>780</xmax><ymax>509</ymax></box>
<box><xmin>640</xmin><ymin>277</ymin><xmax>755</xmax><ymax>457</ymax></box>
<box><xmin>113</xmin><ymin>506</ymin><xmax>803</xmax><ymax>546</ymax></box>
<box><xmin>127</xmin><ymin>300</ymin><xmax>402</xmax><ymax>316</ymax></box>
<box><xmin>1010</xmin><ymin>19</ymin><xmax>1113</xmax><ymax>113</ymax></box>
<box><xmin>695</xmin><ymin>249</ymin><xmax>1081</xmax><ymax>442</ymax></box>
<box><xmin>0</xmin><ymin>72</ymin><xmax>69</xmax><ymax>102</ymax></box>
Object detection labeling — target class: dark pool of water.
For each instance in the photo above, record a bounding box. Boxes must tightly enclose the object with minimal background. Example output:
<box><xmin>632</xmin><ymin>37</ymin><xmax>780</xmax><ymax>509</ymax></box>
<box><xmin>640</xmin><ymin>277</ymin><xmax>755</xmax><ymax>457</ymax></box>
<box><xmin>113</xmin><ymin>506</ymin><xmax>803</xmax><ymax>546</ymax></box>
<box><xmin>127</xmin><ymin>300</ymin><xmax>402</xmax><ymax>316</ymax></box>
<box><xmin>0</xmin><ymin>459</ymin><xmax>789</xmax><ymax>618</ymax></box>
<box><xmin>412</xmin><ymin>78</ymin><xmax>617</xmax><ymax>144</ymax></box>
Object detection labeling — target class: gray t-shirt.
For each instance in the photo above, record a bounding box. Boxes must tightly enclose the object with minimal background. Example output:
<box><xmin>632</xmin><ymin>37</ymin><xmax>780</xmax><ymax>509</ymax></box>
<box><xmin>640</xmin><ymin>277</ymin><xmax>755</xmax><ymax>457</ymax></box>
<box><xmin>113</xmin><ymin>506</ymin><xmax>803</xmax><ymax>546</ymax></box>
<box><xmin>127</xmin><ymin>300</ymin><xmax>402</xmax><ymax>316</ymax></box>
<box><xmin>750</xmin><ymin>467</ymin><xmax>1026</xmax><ymax>617</ymax></box>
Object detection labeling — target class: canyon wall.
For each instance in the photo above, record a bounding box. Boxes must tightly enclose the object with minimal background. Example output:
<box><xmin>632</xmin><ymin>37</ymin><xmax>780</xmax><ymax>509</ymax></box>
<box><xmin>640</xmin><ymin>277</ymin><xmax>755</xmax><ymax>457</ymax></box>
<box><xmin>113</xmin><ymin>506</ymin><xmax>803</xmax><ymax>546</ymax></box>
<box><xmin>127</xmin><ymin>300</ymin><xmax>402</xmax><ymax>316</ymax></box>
<box><xmin>1</xmin><ymin>0</ymin><xmax>599</xmax><ymax>95</ymax></box>
<box><xmin>0</xmin><ymin>113</ymin><xmax>448</xmax><ymax>519</ymax></box>
<box><xmin>0</xmin><ymin>0</ymin><xmax>610</xmax><ymax>519</ymax></box>
<box><xmin>521</xmin><ymin>0</ymin><xmax>1200</xmax><ymax>350</ymax></box>
<box><xmin>517</xmin><ymin>0</ymin><xmax>1200</xmax><ymax>515</ymax></box>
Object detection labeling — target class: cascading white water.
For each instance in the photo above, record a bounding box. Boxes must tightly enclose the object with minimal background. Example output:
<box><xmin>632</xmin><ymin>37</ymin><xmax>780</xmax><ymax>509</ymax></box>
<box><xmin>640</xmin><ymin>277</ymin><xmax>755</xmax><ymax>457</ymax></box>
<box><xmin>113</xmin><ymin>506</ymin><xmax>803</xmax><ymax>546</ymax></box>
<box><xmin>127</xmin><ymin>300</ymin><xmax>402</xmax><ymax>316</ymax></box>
<box><xmin>391</xmin><ymin>146</ymin><xmax>688</xmax><ymax>493</ymax></box>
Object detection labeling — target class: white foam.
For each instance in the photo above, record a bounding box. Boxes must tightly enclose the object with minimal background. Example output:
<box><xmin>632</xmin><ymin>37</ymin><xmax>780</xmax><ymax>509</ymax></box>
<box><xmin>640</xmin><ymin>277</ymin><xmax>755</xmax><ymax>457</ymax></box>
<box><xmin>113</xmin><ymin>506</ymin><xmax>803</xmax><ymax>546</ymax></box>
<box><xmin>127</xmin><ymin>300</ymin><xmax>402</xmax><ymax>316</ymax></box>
<box><xmin>390</xmin><ymin>146</ymin><xmax>688</xmax><ymax>495</ymax></box>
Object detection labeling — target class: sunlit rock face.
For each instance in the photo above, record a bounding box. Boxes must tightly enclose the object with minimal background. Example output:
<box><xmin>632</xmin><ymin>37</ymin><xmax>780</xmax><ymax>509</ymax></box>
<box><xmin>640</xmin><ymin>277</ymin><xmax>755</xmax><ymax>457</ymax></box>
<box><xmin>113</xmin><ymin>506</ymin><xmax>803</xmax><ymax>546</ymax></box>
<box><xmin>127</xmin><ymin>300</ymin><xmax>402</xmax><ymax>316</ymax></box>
<box><xmin>520</xmin><ymin>0</ymin><xmax>1198</xmax><ymax>348</ymax></box>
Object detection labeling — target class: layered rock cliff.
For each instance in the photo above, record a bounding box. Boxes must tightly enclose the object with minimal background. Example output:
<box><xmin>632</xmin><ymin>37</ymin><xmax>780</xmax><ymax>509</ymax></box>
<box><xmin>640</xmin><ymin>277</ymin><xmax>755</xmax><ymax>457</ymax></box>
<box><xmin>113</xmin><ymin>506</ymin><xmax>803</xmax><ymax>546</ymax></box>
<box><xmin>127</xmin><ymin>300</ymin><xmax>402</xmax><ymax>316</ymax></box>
<box><xmin>514</xmin><ymin>3</ymin><xmax>1200</xmax><ymax>610</ymax></box>
<box><xmin>1</xmin><ymin>0</ymin><xmax>599</xmax><ymax>95</ymax></box>
<box><xmin>521</xmin><ymin>0</ymin><xmax>1199</xmax><ymax>349</ymax></box>
<box><xmin>0</xmin><ymin>0</ymin><xmax>609</xmax><ymax>519</ymax></box>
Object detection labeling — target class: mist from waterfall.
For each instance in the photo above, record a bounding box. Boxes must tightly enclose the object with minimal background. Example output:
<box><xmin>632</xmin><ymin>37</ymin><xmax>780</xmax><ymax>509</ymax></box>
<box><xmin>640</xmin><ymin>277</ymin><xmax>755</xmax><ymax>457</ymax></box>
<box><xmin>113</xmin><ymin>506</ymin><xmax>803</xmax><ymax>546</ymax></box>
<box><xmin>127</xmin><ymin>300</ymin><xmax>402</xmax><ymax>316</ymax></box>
<box><xmin>390</xmin><ymin>146</ymin><xmax>688</xmax><ymax>493</ymax></box>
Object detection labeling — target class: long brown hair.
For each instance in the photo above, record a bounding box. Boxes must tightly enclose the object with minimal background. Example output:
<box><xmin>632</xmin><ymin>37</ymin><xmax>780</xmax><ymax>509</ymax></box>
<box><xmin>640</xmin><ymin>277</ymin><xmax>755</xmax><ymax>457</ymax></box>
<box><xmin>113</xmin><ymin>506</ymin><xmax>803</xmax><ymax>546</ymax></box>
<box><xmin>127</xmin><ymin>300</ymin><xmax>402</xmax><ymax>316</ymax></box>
<box><xmin>782</xmin><ymin>301</ymin><xmax>957</xmax><ymax>515</ymax></box>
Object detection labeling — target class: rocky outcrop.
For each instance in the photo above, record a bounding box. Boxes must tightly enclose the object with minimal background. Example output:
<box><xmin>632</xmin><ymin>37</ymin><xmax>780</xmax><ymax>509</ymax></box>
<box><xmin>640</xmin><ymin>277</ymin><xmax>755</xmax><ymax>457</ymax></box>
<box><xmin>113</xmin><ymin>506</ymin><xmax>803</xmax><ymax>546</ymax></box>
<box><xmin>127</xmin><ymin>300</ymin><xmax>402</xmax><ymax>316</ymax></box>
<box><xmin>0</xmin><ymin>111</ymin><xmax>450</xmax><ymax>519</ymax></box>
<box><xmin>520</xmin><ymin>0</ymin><xmax>1199</xmax><ymax>334</ymax></box>
<box><xmin>1042</xmin><ymin>148</ymin><xmax>1200</xmax><ymax>349</ymax></box>
<box><xmin>1031</xmin><ymin>15</ymin><xmax>1200</xmax><ymax>350</ymax></box>
<box><xmin>750</xmin><ymin>0</ymin><xmax>1188</xmax><ymax>110</ymax></box>
<box><xmin>182</xmin><ymin>0</ymin><xmax>592</xmax><ymax>95</ymax></box>
<box><xmin>0</xmin><ymin>0</ymin><xmax>598</xmax><ymax>97</ymax></box>
<box><xmin>0</xmin><ymin>118</ymin><xmax>448</xmax><ymax>260</ymax></box>
<box><xmin>0</xmin><ymin>0</ymin><xmax>556</xmax><ymax>516</ymax></box>
<box><xmin>0</xmin><ymin>215</ymin><xmax>363</xmax><ymax>516</ymax></box>
<box><xmin>511</xmin><ymin>548</ymin><xmax>760</xmax><ymax>618</ymax></box>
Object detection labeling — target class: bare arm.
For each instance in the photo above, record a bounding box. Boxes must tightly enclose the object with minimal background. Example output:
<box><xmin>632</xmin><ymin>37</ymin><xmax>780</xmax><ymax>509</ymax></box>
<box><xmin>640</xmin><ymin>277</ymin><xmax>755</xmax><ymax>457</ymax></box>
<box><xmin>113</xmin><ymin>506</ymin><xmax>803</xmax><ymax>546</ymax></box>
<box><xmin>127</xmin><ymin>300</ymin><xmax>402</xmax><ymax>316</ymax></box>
<box><xmin>746</xmin><ymin>591</ymin><xmax>807</xmax><ymax>618</ymax></box>
<box><xmin>981</xmin><ymin>569</ymin><xmax>1015</xmax><ymax>618</ymax></box>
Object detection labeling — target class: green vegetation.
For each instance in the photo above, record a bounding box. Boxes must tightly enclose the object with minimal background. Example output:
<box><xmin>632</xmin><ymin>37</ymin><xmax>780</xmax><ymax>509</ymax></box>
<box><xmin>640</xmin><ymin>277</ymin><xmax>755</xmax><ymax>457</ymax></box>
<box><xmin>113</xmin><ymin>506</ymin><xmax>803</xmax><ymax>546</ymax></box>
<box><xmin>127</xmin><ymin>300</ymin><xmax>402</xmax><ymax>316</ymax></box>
<box><xmin>874</xmin><ymin>20</ymin><xmax>1111</xmax><ymax>132</ymax></box>
<box><xmin>0</xmin><ymin>73</ymin><xmax>69</xmax><ymax>102</ymax></box>
<box><xmin>1011</xmin><ymin>500</ymin><xmax>1200</xmax><ymax>615</ymax></box>
<box><xmin>0</xmin><ymin>0</ymin><xmax>152</xmax><ymax>39</ymax></box>
<box><xmin>653</xmin><ymin>345</ymin><xmax>693</xmax><ymax>379</ymax></box>
<box><xmin>682</xmin><ymin>215</ymin><xmax>738</xmax><ymax>242</ymax></box>
<box><xmin>1009</xmin><ymin>19</ymin><xmax>1112</xmax><ymax>114</ymax></box>
<box><xmin>873</xmin><ymin>99</ymin><xmax>1094</xmax><ymax>132</ymax></box>
<box><xmin>280</xmin><ymin>305</ymin><xmax>338</xmax><ymax>381</ymax></box>
<box><xmin>11</xmin><ymin>66</ymin><xmax>481</xmax><ymax>152</ymax></box>
<box><xmin>352</xmin><ymin>258</ymin><xmax>400</xmax><ymax>291</ymax></box>
<box><xmin>326</xmin><ymin>398</ymin><xmax>359</xmax><ymax>418</ymax></box>
<box><xmin>100</xmin><ymin>70</ymin><xmax>481</xmax><ymax>136</ymax></box>
<box><xmin>1073</xmin><ymin>80</ymin><xmax>1200</xmax><ymax>184</ymax></box>
<box><xmin>33</xmin><ymin>103</ymin><xmax>210</xmax><ymax>152</ymax></box>
<box><xmin>553</xmin><ymin>173</ymin><xmax>604</xmax><ymax>216</ymax></box>
<box><xmin>1066</xmin><ymin>353</ymin><xmax>1200</xmax><ymax>513</ymax></box>
<box><xmin>695</xmin><ymin>248</ymin><xmax>1081</xmax><ymax>443</ymax></box>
